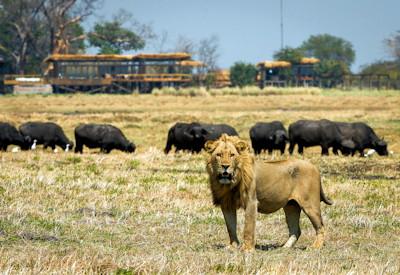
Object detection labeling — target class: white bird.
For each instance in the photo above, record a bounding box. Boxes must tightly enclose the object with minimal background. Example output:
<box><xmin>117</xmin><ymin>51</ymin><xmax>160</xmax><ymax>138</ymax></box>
<box><xmin>11</xmin><ymin>147</ymin><xmax>20</xmax><ymax>153</ymax></box>
<box><xmin>31</xmin><ymin>139</ymin><xmax>37</xmax><ymax>150</ymax></box>
<box><xmin>364</xmin><ymin>149</ymin><xmax>376</xmax><ymax>157</ymax></box>
<box><xmin>65</xmin><ymin>144</ymin><xmax>70</xmax><ymax>152</ymax></box>
<box><xmin>54</xmin><ymin>148</ymin><xmax>59</xmax><ymax>153</ymax></box>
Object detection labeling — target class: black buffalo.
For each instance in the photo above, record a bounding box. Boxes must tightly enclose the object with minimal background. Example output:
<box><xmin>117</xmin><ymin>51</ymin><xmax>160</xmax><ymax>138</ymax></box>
<box><xmin>288</xmin><ymin>119</ymin><xmax>353</xmax><ymax>156</ymax></box>
<box><xmin>333</xmin><ymin>122</ymin><xmax>388</xmax><ymax>156</ymax></box>
<box><xmin>249</xmin><ymin>121</ymin><xmax>288</xmax><ymax>155</ymax></box>
<box><xmin>19</xmin><ymin>122</ymin><xmax>73</xmax><ymax>151</ymax></box>
<box><xmin>201</xmin><ymin>123</ymin><xmax>238</xmax><ymax>140</ymax></box>
<box><xmin>75</xmin><ymin>124</ymin><xmax>135</xmax><ymax>154</ymax></box>
<box><xmin>164</xmin><ymin>122</ymin><xmax>238</xmax><ymax>154</ymax></box>
<box><xmin>0</xmin><ymin>122</ymin><xmax>30</xmax><ymax>151</ymax></box>
<box><xmin>164</xmin><ymin>122</ymin><xmax>205</xmax><ymax>154</ymax></box>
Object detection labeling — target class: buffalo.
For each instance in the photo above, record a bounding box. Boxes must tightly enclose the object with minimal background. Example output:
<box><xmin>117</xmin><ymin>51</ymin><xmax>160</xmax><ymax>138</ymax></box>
<box><xmin>288</xmin><ymin>119</ymin><xmax>353</xmax><ymax>156</ymax></box>
<box><xmin>19</xmin><ymin>122</ymin><xmax>73</xmax><ymax>152</ymax></box>
<box><xmin>333</xmin><ymin>122</ymin><xmax>388</xmax><ymax>156</ymax></box>
<box><xmin>249</xmin><ymin>121</ymin><xmax>288</xmax><ymax>154</ymax></box>
<box><xmin>164</xmin><ymin>122</ymin><xmax>238</xmax><ymax>154</ymax></box>
<box><xmin>75</xmin><ymin>124</ymin><xmax>135</xmax><ymax>154</ymax></box>
<box><xmin>0</xmin><ymin>122</ymin><xmax>30</xmax><ymax>151</ymax></box>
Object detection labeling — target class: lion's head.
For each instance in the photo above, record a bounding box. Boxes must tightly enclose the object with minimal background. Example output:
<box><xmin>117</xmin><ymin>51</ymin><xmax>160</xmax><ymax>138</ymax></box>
<box><xmin>205</xmin><ymin>134</ymin><xmax>255</xmax><ymax>208</ymax></box>
<box><xmin>205</xmin><ymin>134</ymin><xmax>249</xmax><ymax>185</ymax></box>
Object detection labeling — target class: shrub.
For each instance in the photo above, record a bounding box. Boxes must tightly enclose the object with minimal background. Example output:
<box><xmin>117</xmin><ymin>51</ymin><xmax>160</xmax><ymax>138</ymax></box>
<box><xmin>229</xmin><ymin>62</ymin><xmax>258</xmax><ymax>87</ymax></box>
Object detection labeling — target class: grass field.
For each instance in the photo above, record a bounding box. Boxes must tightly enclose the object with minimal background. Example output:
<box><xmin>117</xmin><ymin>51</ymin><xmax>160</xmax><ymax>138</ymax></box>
<box><xmin>0</xmin><ymin>89</ymin><xmax>399</xmax><ymax>274</ymax></box>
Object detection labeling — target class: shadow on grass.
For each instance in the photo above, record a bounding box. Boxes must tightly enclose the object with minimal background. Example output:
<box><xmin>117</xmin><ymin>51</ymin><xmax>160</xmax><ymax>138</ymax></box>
<box><xmin>213</xmin><ymin>242</ymin><xmax>300</xmax><ymax>252</ymax></box>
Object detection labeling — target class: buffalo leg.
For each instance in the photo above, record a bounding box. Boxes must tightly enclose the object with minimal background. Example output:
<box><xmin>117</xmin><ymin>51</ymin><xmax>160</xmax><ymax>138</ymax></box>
<box><xmin>298</xmin><ymin>144</ymin><xmax>304</xmax><ymax>155</ymax></box>
<box><xmin>288</xmin><ymin>142</ymin><xmax>295</xmax><ymax>155</ymax></box>
<box><xmin>321</xmin><ymin>146</ymin><xmax>329</xmax><ymax>156</ymax></box>
<box><xmin>75</xmin><ymin>143</ymin><xmax>83</xmax><ymax>153</ymax></box>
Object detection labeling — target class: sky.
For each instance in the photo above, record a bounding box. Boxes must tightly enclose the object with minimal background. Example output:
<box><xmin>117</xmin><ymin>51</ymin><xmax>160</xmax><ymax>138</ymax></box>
<box><xmin>88</xmin><ymin>0</ymin><xmax>400</xmax><ymax>72</ymax></box>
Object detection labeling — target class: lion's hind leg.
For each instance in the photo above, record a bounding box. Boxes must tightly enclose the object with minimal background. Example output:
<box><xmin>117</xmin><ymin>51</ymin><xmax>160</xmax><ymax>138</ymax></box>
<box><xmin>302</xmin><ymin>205</ymin><xmax>325</xmax><ymax>249</ymax></box>
<box><xmin>283</xmin><ymin>200</ymin><xmax>301</xmax><ymax>248</ymax></box>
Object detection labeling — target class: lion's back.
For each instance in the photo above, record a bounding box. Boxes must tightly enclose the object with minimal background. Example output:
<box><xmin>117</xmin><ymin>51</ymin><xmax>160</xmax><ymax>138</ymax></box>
<box><xmin>255</xmin><ymin>159</ymin><xmax>321</xmax><ymax>213</ymax></box>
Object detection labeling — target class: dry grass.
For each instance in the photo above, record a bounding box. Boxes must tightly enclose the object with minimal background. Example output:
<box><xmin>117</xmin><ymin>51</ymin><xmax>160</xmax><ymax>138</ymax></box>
<box><xmin>0</xmin><ymin>90</ymin><xmax>399</xmax><ymax>274</ymax></box>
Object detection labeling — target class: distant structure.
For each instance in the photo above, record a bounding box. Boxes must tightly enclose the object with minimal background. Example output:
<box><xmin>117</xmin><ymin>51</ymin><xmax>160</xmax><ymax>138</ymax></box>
<box><xmin>3</xmin><ymin>53</ymin><xmax>203</xmax><ymax>94</ymax></box>
<box><xmin>257</xmin><ymin>58</ymin><xmax>319</xmax><ymax>87</ymax></box>
<box><xmin>212</xmin><ymin>70</ymin><xmax>231</xmax><ymax>88</ymax></box>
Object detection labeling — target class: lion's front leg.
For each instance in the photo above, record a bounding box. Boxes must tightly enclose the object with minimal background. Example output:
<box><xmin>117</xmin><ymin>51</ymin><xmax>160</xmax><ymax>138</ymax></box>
<box><xmin>241</xmin><ymin>194</ymin><xmax>257</xmax><ymax>251</ymax></box>
<box><xmin>221</xmin><ymin>206</ymin><xmax>239</xmax><ymax>248</ymax></box>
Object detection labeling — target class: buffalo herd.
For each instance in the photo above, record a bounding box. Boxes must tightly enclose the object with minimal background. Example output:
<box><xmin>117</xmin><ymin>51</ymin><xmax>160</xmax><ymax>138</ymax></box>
<box><xmin>0</xmin><ymin>119</ymin><xmax>389</xmax><ymax>157</ymax></box>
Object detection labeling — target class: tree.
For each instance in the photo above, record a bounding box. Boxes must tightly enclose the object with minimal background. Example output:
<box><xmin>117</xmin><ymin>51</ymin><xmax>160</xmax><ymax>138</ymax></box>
<box><xmin>197</xmin><ymin>35</ymin><xmax>220</xmax><ymax>73</ymax></box>
<box><xmin>88</xmin><ymin>20</ymin><xmax>145</xmax><ymax>54</ymax></box>
<box><xmin>273</xmin><ymin>46</ymin><xmax>303</xmax><ymax>64</ymax></box>
<box><xmin>0</xmin><ymin>0</ymin><xmax>46</xmax><ymax>73</ymax></box>
<box><xmin>300</xmin><ymin>34</ymin><xmax>355</xmax><ymax>67</ymax></box>
<box><xmin>0</xmin><ymin>0</ymin><xmax>99</xmax><ymax>73</ymax></box>
<box><xmin>361</xmin><ymin>60</ymin><xmax>400</xmax><ymax>80</ymax></box>
<box><xmin>173</xmin><ymin>35</ymin><xmax>196</xmax><ymax>55</ymax></box>
<box><xmin>230</xmin><ymin>62</ymin><xmax>258</xmax><ymax>87</ymax></box>
<box><xmin>42</xmin><ymin>0</ymin><xmax>101</xmax><ymax>54</ymax></box>
<box><xmin>384</xmin><ymin>31</ymin><xmax>400</xmax><ymax>61</ymax></box>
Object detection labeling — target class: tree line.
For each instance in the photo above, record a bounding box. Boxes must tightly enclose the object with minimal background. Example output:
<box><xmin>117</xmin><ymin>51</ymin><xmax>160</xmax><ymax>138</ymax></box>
<box><xmin>1</xmin><ymin>1</ymin><xmax>399</xmax><ymax>83</ymax></box>
<box><xmin>229</xmin><ymin>32</ymin><xmax>400</xmax><ymax>88</ymax></box>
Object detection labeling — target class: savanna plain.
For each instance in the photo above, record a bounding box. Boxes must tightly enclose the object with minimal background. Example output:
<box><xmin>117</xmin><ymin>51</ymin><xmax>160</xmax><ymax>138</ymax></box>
<box><xmin>0</xmin><ymin>88</ymin><xmax>399</xmax><ymax>274</ymax></box>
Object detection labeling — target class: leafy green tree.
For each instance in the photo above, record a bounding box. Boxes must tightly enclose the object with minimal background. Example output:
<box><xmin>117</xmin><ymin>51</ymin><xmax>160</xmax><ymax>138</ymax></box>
<box><xmin>88</xmin><ymin>20</ymin><xmax>145</xmax><ymax>54</ymax></box>
<box><xmin>360</xmin><ymin>60</ymin><xmax>400</xmax><ymax>79</ymax></box>
<box><xmin>315</xmin><ymin>59</ymin><xmax>349</xmax><ymax>78</ymax></box>
<box><xmin>230</xmin><ymin>62</ymin><xmax>257</xmax><ymax>87</ymax></box>
<box><xmin>273</xmin><ymin>47</ymin><xmax>304</xmax><ymax>64</ymax></box>
<box><xmin>300</xmin><ymin>34</ymin><xmax>355</xmax><ymax>67</ymax></box>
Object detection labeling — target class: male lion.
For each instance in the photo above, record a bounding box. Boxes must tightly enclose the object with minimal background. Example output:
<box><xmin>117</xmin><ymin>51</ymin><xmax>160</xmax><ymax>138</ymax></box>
<box><xmin>205</xmin><ymin>134</ymin><xmax>332</xmax><ymax>251</ymax></box>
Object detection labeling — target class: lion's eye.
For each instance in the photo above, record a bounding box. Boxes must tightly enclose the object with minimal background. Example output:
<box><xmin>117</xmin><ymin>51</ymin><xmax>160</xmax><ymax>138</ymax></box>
<box><xmin>230</xmin><ymin>153</ymin><xmax>235</xmax><ymax>158</ymax></box>
<box><xmin>216</xmin><ymin>153</ymin><xmax>222</xmax><ymax>157</ymax></box>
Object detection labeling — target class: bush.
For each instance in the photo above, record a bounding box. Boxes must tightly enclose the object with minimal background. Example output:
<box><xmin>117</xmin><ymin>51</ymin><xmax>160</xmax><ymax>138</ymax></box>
<box><xmin>229</xmin><ymin>62</ymin><xmax>258</xmax><ymax>87</ymax></box>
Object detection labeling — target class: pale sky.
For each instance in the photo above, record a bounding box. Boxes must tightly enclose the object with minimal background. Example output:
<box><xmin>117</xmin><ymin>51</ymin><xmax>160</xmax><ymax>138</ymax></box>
<box><xmin>88</xmin><ymin>0</ymin><xmax>400</xmax><ymax>72</ymax></box>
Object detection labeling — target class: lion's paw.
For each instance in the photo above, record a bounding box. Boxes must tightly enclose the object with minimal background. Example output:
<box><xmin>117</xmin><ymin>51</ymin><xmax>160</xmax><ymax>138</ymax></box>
<box><xmin>239</xmin><ymin>243</ymin><xmax>255</xmax><ymax>253</ymax></box>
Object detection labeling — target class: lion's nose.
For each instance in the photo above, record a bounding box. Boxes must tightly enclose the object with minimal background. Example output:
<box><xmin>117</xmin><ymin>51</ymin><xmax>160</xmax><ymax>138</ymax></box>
<box><xmin>221</xmin><ymin>165</ymin><xmax>229</xmax><ymax>171</ymax></box>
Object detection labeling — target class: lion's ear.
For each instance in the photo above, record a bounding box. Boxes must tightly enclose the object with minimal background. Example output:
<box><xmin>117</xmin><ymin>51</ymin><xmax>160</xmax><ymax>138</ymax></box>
<box><xmin>204</xmin><ymin>140</ymin><xmax>217</xmax><ymax>153</ymax></box>
<box><xmin>235</xmin><ymin>140</ymin><xmax>249</xmax><ymax>154</ymax></box>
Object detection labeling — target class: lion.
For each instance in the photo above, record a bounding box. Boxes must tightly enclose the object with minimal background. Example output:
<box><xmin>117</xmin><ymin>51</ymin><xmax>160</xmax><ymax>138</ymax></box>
<box><xmin>205</xmin><ymin>134</ymin><xmax>333</xmax><ymax>251</ymax></box>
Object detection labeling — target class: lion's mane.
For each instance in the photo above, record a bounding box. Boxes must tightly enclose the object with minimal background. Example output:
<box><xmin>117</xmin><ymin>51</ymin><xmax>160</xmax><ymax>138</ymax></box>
<box><xmin>206</xmin><ymin>135</ymin><xmax>255</xmax><ymax>210</ymax></box>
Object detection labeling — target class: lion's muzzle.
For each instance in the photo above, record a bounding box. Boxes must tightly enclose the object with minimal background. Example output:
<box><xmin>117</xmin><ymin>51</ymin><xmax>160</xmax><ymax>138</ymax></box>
<box><xmin>217</xmin><ymin>165</ymin><xmax>234</xmax><ymax>184</ymax></box>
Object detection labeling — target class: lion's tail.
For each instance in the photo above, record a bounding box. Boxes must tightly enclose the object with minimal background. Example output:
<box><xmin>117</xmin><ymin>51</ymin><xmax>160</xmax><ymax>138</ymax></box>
<box><xmin>320</xmin><ymin>185</ymin><xmax>333</xmax><ymax>205</ymax></box>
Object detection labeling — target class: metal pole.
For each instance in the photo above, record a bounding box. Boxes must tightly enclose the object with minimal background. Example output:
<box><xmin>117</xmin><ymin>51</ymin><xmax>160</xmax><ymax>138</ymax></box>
<box><xmin>280</xmin><ymin>0</ymin><xmax>284</xmax><ymax>49</ymax></box>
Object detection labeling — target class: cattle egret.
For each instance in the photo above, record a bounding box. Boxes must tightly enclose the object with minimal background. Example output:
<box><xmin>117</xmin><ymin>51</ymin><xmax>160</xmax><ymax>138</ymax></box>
<box><xmin>65</xmin><ymin>144</ymin><xmax>70</xmax><ymax>152</ymax></box>
<box><xmin>54</xmin><ymin>148</ymin><xmax>58</xmax><ymax>153</ymax></box>
<box><xmin>31</xmin><ymin>139</ymin><xmax>37</xmax><ymax>150</ymax></box>
<box><xmin>364</xmin><ymin>149</ymin><xmax>376</xmax><ymax>157</ymax></box>
<box><xmin>11</xmin><ymin>147</ymin><xmax>20</xmax><ymax>153</ymax></box>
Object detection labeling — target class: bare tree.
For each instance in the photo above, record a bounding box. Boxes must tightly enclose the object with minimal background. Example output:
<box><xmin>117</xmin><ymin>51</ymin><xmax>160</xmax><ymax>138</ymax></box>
<box><xmin>0</xmin><ymin>0</ymin><xmax>46</xmax><ymax>73</ymax></box>
<box><xmin>198</xmin><ymin>35</ymin><xmax>220</xmax><ymax>73</ymax></box>
<box><xmin>173</xmin><ymin>35</ymin><xmax>196</xmax><ymax>55</ymax></box>
<box><xmin>42</xmin><ymin>0</ymin><xmax>102</xmax><ymax>54</ymax></box>
<box><xmin>151</xmin><ymin>30</ymin><xmax>169</xmax><ymax>53</ymax></box>
<box><xmin>384</xmin><ymin>31</ymin><xmax>400</xmax><ymax>61</ymax></box>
